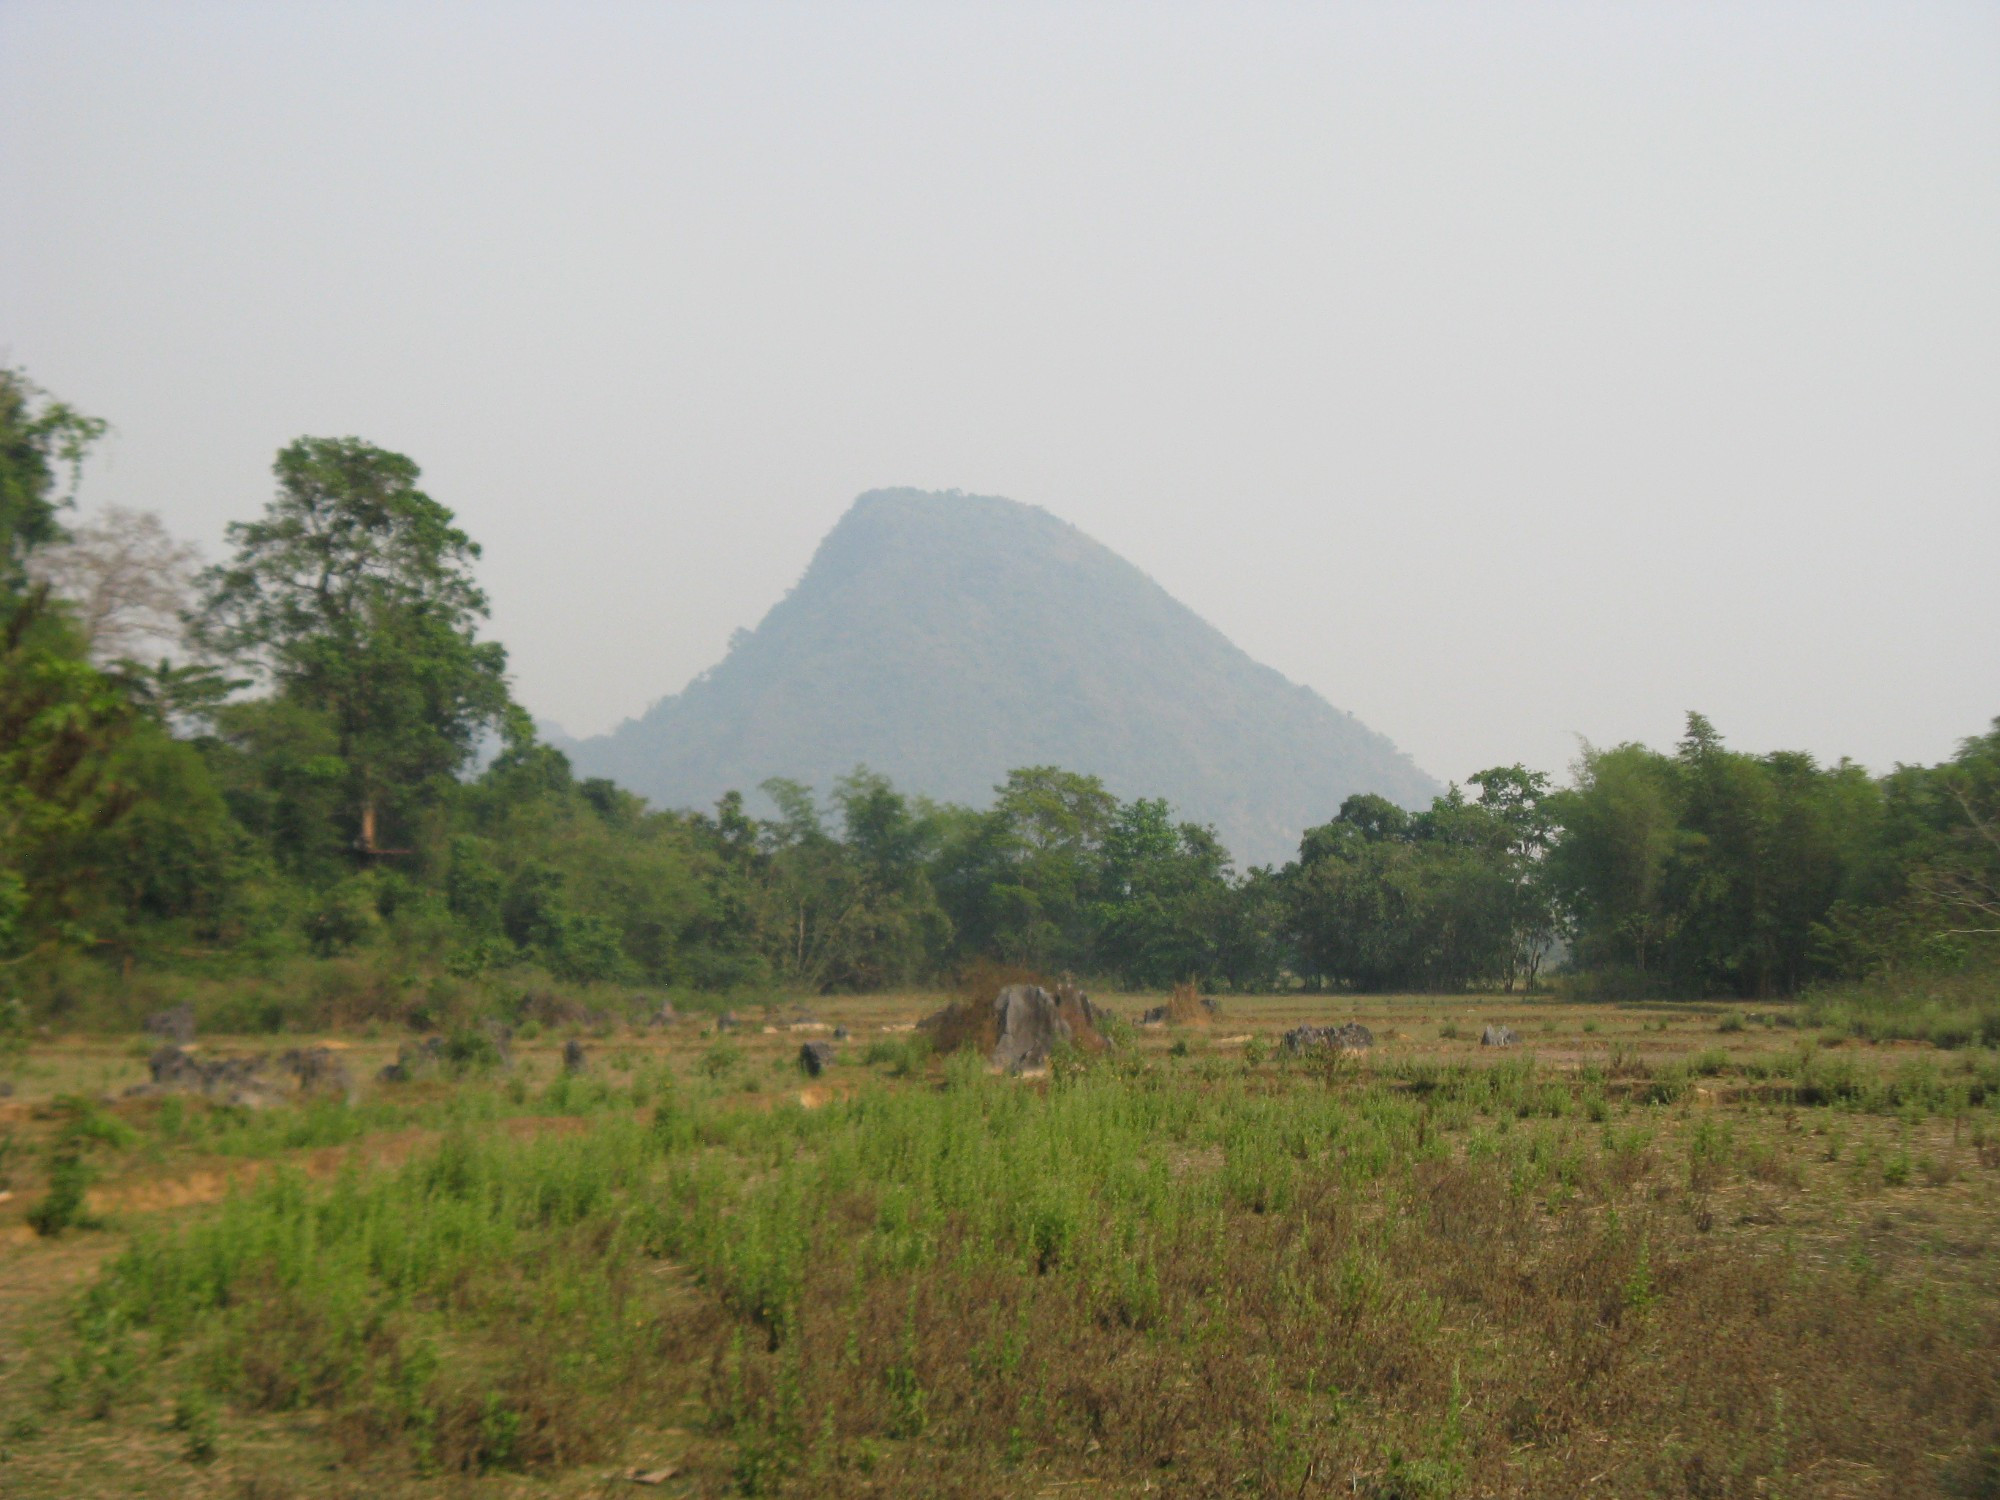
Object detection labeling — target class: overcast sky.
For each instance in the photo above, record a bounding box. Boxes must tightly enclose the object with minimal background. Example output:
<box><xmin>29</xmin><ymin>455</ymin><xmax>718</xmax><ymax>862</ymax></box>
<box><xmin>3</xmin><ymin>2</ymin><xmax>1995</xmax><ymax>789</ymax></box>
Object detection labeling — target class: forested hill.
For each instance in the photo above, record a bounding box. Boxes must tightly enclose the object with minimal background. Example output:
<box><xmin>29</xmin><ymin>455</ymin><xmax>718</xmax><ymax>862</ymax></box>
<box><xmin>565</xmin><ymin>488</ymin><xmax>1437</xmax><ymax>866</ymax></box>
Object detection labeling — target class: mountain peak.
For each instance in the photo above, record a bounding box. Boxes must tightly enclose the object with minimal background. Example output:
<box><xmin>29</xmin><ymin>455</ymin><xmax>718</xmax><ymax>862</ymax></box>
<box><xmin>565</xmin><ymin>489</ymin><xmax>1436</xmax><ymax>865</ymax></box>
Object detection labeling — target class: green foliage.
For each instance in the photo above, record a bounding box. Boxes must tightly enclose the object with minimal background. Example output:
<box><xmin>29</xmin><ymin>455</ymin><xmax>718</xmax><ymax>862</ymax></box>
<box><xmin>0</xmin><ymin>367</ymin><xmax>106</xmax><ymax>588</ymax></box>
<box><xmin>28</xmin><ymin>1149</ymin><xmax>97</xmax><ymax>1237</ymax></box>
<box><xmin>54</xmin><ymin>1053</ymin><xmax>1999</xmax><ymax>1489</ymax></box>
<box><xmin>1548</xmin><ymin>713</ymin><xmax>1999</xmax><ymax>998</ymax></box>
<box><xmin>1285</xmin><ymin>773</ymin><xmax>1555</xmax><ymax>992</ymax></box>
<box><xmin>171</xmin><ymin>1391</ymin><xmax>219</xmax><ymax>1464</ymax></box>
<box><xmin>1</xmin><ymin>364</ymin><xmax>1994</xmax><ymax>1016</ymax></box>
<box><xmin>193</xmin><ymin>436</ymin><xmax>512</xmax><ymax>857</ymax></box>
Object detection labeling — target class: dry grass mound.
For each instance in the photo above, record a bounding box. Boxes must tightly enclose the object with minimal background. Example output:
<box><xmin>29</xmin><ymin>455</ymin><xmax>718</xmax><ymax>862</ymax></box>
<box><xmin>917</xmin><ymin>960</ymin><xmax>1043</xmax><ymax>1057</ymax></box>
<box><xmin>1141</xmin><ymin>981</ymin><xmax>1216</xmax><ymax>1027</ymax></box>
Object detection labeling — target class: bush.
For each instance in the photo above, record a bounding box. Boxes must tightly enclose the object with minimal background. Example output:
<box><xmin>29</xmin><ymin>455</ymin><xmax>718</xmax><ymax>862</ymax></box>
<box><xmin>700</xmin><ymin>1039</ymin><xmax>744</xmax><ymax>1079</ymax></box>
<box><xmin>28</xmin><ymin>1150</ymin><xmax>97</xmax><ymax>1237</ymax></box>
<box><xmin>1806</xmin><ymin>963</ymin><xmax>2000</xmax><ymax>1050</ymax></box>
<box><xmin>862</xmin><ymin>1035</ymin><xmax>930</xmax><ymax>1077</ymax></box>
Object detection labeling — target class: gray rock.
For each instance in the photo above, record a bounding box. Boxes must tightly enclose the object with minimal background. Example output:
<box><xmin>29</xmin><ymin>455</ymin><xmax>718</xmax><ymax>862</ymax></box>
<box><xmin>648</xmin><ymin>999</ymin><xmax>677</xmax><ymax>1027</ymax></box>
<box><xmin>1280</xmin><ymin>1023</ymin><xmax>1374</xmax><ymax>1056</ymax></box>
<box><xmin>131</xmin><ymin>1045</ymin><xmax>291</xmax><ymax>1108</ymax></box>
<box><xmin>1480</xmin><ymin>1025</ymin><xmax>1518</xmax><ymax>1048</ymax></box>
<box><xmin>562</xmin><ymin>1039</ymin><xmax>589</xmax><ymax>1074</ymax></box>
<box><xmin>142</xmin><ymin>1003</ymin><xmax>196</xmax><ymax>1046</ymax></box>
<box><xmin>990</xmin><ymin>982</ymin><xmax>1112</xmax><ymax>1074</ymax></box>
<box><xmin>798</xmin><ymin>1041</ymin><xmax>836</xmax><ymax>1077</ymax></box>
<box><xmin>378</xmin><ymin>1036</ymin><xmax>446</xmax><ymax>1083</ymax></box>
<box><xmin>279</xmin><ymin>1046</ymin><xmax>353</xmax><ymax>1099</ymax></box>
<box><xmin>832</xmin><ymin>1025</ymin><xmax>848</xmax><ymax>1041</ymax></box>
<box><xmin>480</xmin><ymin>1018</ymin><xmax>515</xmax><ymax>1067</ymax></box>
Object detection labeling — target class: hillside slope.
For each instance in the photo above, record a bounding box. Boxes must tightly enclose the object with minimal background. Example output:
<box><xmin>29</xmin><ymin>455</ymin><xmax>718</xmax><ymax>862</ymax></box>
<box><xmin>565</xmin><ymin>489</ymin><xmax>1437</xmax><ymax>866</ymax></box>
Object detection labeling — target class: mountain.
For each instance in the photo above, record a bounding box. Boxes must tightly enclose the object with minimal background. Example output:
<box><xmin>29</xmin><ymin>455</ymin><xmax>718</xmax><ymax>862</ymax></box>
<box><xmin>562</xmin><ymin>489</ymin><xmax>1438</xmax><ymax>867</ymax></box>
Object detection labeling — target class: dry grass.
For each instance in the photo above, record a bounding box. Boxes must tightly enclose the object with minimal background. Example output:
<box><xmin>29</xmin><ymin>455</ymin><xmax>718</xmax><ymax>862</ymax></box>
<box><xmin>0</xmin><ymin>992</ymin><xmax>1996</xmax><ymax>1497</ymax></box>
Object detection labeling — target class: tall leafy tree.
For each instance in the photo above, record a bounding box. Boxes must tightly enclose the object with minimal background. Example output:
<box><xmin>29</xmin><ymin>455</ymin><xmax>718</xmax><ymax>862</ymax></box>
<box><xmin>933</xmin><ymin>766</ymin><xmax>1116</xmax><ymax>969</ymax></box>
<box><xmin>1466</xmin><ymin>765</ymin><xmax>1562</xmax><ymax>989</ymax></box>
<box><xmin>1286</xmin><ymin>786</ymin><xmax>1527</xmax><ymax>993</ymax></box>
<box><xmin>0</xmin><ymin>372</ymin><xmax>134</xmax><ymax>956</ymax></box>
<box><xmin>195</xmin><ymin>438</ymin><xmax>512</xmax><ymax>860</ymax></box>
<box><xmin>1545</xmin><ymin>741</ymin><xmax>1682</xmax><ymax>977</ymax></box>
<box><xmin>0</xmin><ymin>368</ymin><xmax>105</xmax><ymax>589</ymax></box>
<box><xmin>1092</xmin><ymin>798</ymin><xmax>1235</xmax><ymax>988</ymax></box>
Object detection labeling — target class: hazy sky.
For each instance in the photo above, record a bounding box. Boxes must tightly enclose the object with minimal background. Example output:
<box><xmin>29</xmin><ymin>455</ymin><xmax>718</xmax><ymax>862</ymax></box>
<box><xmin>4</xmin><ymin>2</ymin><xmax>1995</xmax><ymax>789</ymax></box>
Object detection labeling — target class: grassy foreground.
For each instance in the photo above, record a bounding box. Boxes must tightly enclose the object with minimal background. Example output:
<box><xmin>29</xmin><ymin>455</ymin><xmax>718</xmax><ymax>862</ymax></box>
<box><xmin>2</xmin><ymin>994</ymin><xmax>1999</xmax><ymax>1498</ymax></box>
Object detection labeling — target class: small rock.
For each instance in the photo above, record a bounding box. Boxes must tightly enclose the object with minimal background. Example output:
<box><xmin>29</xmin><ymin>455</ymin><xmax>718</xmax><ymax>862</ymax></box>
<box><xmin>648</xmin><ymin>999</ymin><xmax>677</xmax><ymax>1027</ymax></box>
<box><xmin>832</xmin><ymin>1025</ymin><xmax>848</xmax><ymax>1041</ymax></box>
<box><xmin>563</xmin><ymin>1039</ymin><xmax>589</xmax><ymax>1074</ymax></box>
<box><xmin>1480</xmin><ymin>1025</ymin><xmax>1518</xmax><ymax>1048</ymax></box>
<box><xmin>142</xmin><ymin>1003</ymin><xmax>196</xmax><ymax>1046</ymax></box>
<box><xmin>798</xmin><ymin>1041</ymin><xmax>836</xmax><ymax>1077</ymax></box>
<box><xmin>715</xmin><ymin>1011</ymin><xmax>739</xmax><ymax>1033</ymax></box>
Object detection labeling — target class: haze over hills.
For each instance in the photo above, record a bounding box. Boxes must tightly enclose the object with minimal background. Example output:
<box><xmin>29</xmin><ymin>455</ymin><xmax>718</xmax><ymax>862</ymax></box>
<box><xmin>560</xmin><ymin>489</ymin><xmax>1438</xmax><ymax>867</ymax></box>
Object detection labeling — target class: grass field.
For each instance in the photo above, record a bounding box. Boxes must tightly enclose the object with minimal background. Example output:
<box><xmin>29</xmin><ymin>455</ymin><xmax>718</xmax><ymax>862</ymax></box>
<box><xmin>2</xmin><ymin>991</ymin><xmax>1997</xmax><ymax>1498</ymax></box>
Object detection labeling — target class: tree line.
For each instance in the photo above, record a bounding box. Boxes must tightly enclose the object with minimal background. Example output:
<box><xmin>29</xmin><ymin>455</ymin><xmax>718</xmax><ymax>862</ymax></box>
<box><xmin>2</xmin><ymin>367</ymin><xmax>1994</xmax><ymax>1001</ymax></box>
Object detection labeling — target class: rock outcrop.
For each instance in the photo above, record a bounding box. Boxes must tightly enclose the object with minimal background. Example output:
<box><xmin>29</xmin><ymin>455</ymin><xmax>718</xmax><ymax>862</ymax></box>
<box><xmin>989</xmin><ymin>982</ymin><xmax>1113</xmax><ymax>1073</ymax></box>
<box><xmin>128</xmin><ymin>1044</ymin><xmax>351</xmax><ymax>1108</ymax></box>
<box><xmin>142</xmin><ymin>1004</ymin><xmax>196</xmax><ymax>1046</ymax></box>
<box><xmin>1280</xmin><ymin>1023</ymin><xmax>1375</xmax><ymax>1056</ymax></box>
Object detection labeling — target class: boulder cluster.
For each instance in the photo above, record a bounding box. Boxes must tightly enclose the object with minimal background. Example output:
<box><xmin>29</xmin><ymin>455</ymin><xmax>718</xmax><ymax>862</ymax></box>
<box><xmin>128</xmin><ymin>1043</ymin><xmax>353</xmax><ymax>1109</ymax></box>
<box><xmin>1279</xmin><ymin>1022</ymin><xmax>1375</xmax><ymax>1056</ymax></box>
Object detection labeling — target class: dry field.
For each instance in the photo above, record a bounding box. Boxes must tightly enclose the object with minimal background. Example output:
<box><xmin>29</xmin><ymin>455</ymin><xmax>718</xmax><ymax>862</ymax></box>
<box><xmin>1</xmin><ymin>991</ymin><xmax>1997</xmax><ymax>1498</ymax></box>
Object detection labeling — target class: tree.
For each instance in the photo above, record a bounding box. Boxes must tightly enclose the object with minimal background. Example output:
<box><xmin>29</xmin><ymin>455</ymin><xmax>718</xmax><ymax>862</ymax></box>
<box><xmin>1545</xmin><ymin>742</ymin><xmax>1681</xmax><ymax>977</ymax></box>
<box><xmin>0</xmin><ymin>369</ymin><xmax>106</xmax><ymax>590</ymax></box>
<box><xmin>1286</xmin><ymin>788</ymin><xmax>1524</xmax><ymax>993</ymax></box>
<box><xmin>27</xmin><ymin>506</ymin><xmax>201</xmax><ymax>664</ymax></box>
<box><xmin>1893</xmin><ymin>720</ymin><xmax>2000</xmax><ymax>954</ymax></box>
<box><xmin>1091</xmin><ymin>798</ymin><xmax>1235</xmax><ymax>988</ymax></box>
<box><xmin>195</xmin><ymin>438</ymin><xmax>512</xmax><ymax>858</ymax></box>
<box><xmin>0</xmin><ymin>372</ymin><xmax>136</xmax><ymax>957</ymax></box>
<box><xmin>1466</xmin><ymin>765</ymin><xmax>1562</xmax><ymax>989</ymax></box>
<box><xmin>933</xmin><ymin>766</ymin><xmax>1117</xmax><ymax>970</ymax></box>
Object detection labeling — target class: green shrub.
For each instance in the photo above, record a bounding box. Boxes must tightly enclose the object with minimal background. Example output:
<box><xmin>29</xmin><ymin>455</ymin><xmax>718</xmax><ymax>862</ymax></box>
<box><xmin>861</xmin><ymin>1034</ymin><xmax>930</xmax><ymax>1078</ymax></box>
<box><xmin>700</xmin><ymin>1039</ymin><xmax>744</xmax><ymax>1078</ymax></box>
<box><xmin>443</xmin><ymin>1025</ymin><xmax>508</xmax><ymax>1074</ymax></box>
<box><xmin>172</xmin><ymin>1392</ymin><xmax>218</xmax><ymax>1463</ymax></box>
<box><xmin>28</xmin><ymin>1150</ymin><xmax>97</xmax><ymax>1237</ymax></box>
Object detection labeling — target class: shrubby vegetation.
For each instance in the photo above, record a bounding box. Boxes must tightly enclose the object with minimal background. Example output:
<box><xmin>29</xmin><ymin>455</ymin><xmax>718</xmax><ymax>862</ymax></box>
<box><xmin>36</xmin><ymin>1047</ymin><xmax>2000</xmax><ymax>1494</ymax></box>
<box><xmin>1</xmin><ymin>365</ymin><xmax>1994</xmax><ymax>1018</ymax></box>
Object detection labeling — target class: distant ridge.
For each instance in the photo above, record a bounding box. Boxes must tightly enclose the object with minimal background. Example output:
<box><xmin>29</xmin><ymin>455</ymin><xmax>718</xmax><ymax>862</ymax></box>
<box><xmin>563</xmin><ymin>489</ymin><xmax>1438</xmax><ymax>866</ymax></box>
